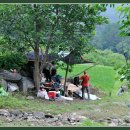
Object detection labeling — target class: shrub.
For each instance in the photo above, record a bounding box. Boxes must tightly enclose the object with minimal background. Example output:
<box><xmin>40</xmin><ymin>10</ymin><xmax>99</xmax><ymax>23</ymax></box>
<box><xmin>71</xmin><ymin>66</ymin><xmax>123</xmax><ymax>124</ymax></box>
<box><xmin>0</xmin><ymin>52</ymin><xmax>27</xmax><ymax>71</ymax></box>
<box><xmin>84</xmin><ymin>49</ymin><xmax>126</xmax><ymax>69</ymax></box>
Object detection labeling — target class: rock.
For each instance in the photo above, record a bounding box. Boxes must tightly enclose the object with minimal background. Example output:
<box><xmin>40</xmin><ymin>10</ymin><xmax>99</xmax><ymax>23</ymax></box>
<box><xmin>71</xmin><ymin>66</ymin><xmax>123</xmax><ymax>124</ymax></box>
<box><xmin>45</xmin><ymin>114</ymin><xmax>54</xmax><ymax>118</ymax></box>
<box><xmin>128</xmin><ymin>112</ymin><xmax>130</xmax><ymax>116</ymax></box>
<box><xmin>45</xmin><ymin>118</ymin><xmax>58</xmax><ymax>123</ymax></box>
<box><xmin>33</xmin><ymin>112</ymin><xmax>45</xmax><ymax>119</ymax></box>
<box><xmin>22</xmin><ymin>112</ymin><xmax>29</xmax><ymax>120</ymax></box>
<box><xmin>60</xmin><ymin>116</ymin><xmax>70</xmax><ymax>124</ymax></box>
<box><xmin>18</xmin><ymin>76</ymin><xmax>34</xmax><ymax>93</ymax></box>
<box><xmin>0</xmin><ymin>70</ymin><xmax>22</xmax><ymax>82</ymax></box>
<box><xmin>67</xmin><ymin>118</ymin><xmax>71</xmax><ymax>122</ymax></box>
<box><xmin>106</xmin><ymin>117</ymin><xmax>112</xmax><ymax>120</ymax></box>
<box><xmin>70</xmin><ymin>122</ymin><xmax>76</xmax><ymax>125</ymax></box>
<box><xmin>27</xmin><ymin>116</ymin><xmax>37</xmax><ymax>122</ymax></box>
<box><xmin>69</xmin><ymin>119</ymin><xmax>75</xmax><ymax>123</ymax></box>
<box><xmin>125</xmin><ymin>116</ymin><xmax>130</xmax><ymax>123</ymax></box>
<box><xmin>10</xmin><ymin>109</ymin><xmax>22</xmax><ymax>117</ymax></box>
<box><xmin>75</xmin><ymin>116</ymin><xmax>86</xmax><ymax>122</ymax></box>
<box><xmin>109</xmin><ymin>122</ymin><xmax>117</xmax><ymax>126</ymax></box>
<box><xmin>122</xmin><ymin>85</ymin><xmax>128</xmax><ymax>91</ymax></box>
<box><xmin>57</xmin><ymin>114</ymin><xmax>62</xmax><ymax>117</ymax></box>
<box><xmin>98</xmin><ymin>119</ymin><xmax>104</xmax><ymax>123</ymax></box>
<box><xmin>0</xmin><ymin>78</ymin><xmax>8</xmax><ymax>90</ymax></box>
<box><xmin>111</xmin><ymin>119</ymin><xmax>119</xmax><ymax>125</ymax></box>
<box><xmin>9</xmin><ymin>114</ymin><xmax>16</xmax><ymax>120</ymax></box>
<box><xmin>0</xmin><ymin>109</ymin><xmax>10</xmax><ymax>116</ymax></box>
<box><xmin>56</xmin><ymin>122</ymin><xmax>63</xmax><ymax>126</ymax></box>
<box><xmin>72</xmin><ymin>113</ymin><xmax>77</xmax><ymax>116</ymax></box>
<box><xmin>61</xmin><ymin>120</ymin><xmax>70</xmax><ymax>124</ymax></box>
<box><xmin>6</xmin><ymin>117</ymin><xmax>13</xmax><ymax>122</ymax></box>
<box><xmin>26</xmin><ymin>96</ymin><xmax>34</xmax><ymax>100</ymax></box>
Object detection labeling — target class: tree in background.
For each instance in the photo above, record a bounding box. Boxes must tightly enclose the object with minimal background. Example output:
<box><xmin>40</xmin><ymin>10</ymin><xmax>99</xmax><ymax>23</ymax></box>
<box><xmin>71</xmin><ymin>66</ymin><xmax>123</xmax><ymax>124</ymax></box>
<box><xmin>116</xmin><ymin>5</ymin><xmax>130</xmax><ymax>88</ymax></box>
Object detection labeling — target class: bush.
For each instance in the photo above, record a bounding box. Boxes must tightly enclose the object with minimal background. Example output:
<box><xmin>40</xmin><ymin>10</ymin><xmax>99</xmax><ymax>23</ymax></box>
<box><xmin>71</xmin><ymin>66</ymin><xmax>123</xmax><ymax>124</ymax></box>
<box><xmin>0</xmin><ymin>52</ymin><xmax>27</xmax><ymax>71</ymax></box>
<box><xmin>118</xmin><ymin>63</ymin><xmax>130</xmax><ymax>89</ymax></box>
<box><xmin>84</xmin><ymin>49</ymin><xmax>126</xmax><ymax>69</ymax></box>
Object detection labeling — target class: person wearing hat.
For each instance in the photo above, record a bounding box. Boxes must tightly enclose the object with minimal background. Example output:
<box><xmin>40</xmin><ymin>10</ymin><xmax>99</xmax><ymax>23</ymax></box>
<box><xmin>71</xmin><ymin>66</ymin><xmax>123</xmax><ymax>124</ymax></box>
<box><xmin>80</xmin><ymin>71</ymin><xmax>90</xmax><ymax>100</ymax></box>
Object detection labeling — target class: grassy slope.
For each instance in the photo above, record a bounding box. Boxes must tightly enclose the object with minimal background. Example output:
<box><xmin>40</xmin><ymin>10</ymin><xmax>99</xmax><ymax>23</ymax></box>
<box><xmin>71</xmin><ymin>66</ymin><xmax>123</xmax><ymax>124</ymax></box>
<box><xmin>57</xmin><ymin>64</ymin><xmax>120</xmax><ymax>93</ymax></box>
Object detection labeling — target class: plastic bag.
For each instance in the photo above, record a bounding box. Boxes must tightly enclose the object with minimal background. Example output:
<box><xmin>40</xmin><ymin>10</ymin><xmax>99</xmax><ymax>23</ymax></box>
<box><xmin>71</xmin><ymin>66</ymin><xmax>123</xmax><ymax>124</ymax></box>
<box><xmin>0</xmin><ymin>87</ymin><xmax>8</xmax><ymax>96</ymax></box>
<box><xmin>37</xmin><ymin>89</ymin><xmax>49</xmax><ymax>100</ymax></box>
<box><xmin>7</xmin><ymin>83</ymin><xmax>18</xmax><ymax>92</ymax></box>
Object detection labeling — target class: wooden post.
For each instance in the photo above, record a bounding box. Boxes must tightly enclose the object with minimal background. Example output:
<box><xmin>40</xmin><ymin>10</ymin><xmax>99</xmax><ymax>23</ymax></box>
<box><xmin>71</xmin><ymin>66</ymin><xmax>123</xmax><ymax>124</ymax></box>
<box><xmin>63</xmin><ymin>63</ymin><xmax>69</xmax><ymax>96</ymax></box>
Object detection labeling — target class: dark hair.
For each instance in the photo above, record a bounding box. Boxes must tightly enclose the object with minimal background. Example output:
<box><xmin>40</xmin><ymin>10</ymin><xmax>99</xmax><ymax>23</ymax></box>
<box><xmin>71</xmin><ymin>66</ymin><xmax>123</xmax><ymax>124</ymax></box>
<box><xmin>84</xmin><ymin>71</ymin><xmax>86</xmax><ymax>74</ymax></box>
<box><xmin>51</xmin><ymin>61</ymin><xmax>55</xmax><ymax>65</ymax></box>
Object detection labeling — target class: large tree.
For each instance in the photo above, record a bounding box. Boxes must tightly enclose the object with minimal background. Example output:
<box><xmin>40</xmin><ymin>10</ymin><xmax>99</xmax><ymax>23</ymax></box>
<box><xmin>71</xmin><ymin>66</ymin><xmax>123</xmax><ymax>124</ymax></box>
<box><xmin>0</xmin><ymin>4</ymin><xmax>107</xmax><ymax>91</ymax></box>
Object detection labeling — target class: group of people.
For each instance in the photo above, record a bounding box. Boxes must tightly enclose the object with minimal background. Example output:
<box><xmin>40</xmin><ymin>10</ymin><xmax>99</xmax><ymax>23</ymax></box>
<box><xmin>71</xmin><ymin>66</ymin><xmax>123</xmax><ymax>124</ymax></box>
<box><xmin>42</xmin><ymin>61</ymin><xmax>62</xmax><ymax>90</ymax></box>
<box><xmin>42</xmin><ymin>61</ymin><xmax>90</xmax><ymax>100</ymax></box>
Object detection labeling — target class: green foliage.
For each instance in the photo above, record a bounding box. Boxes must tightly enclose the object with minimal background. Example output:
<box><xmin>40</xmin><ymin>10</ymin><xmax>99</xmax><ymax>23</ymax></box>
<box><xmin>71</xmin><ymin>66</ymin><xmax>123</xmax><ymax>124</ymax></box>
<box><xmin>116</xmin><ymin>5</ymin><xmax>130</xmax><ymax>37</ymax></box>
<box><xmin>118</xmin><ymin>63</ymin><xmax>130</xmax><ymax>89</ymax></box>
<box><xmin>82</xmin><ymin>119</ymin><xmax>106</xmax><ymax>127</ymax></box>
<box><xmin>116</xmin><ymin>5</ymin><xmax>130</xmax><ymax>88</ymax></box>
<box><xmin>0</xmin><ymin>4</ymin><xmax>108</xmax><ymax>87</ymax></box>
<box><xmin>0</xmin><ymin>84</ymin><xmax>2</xmax><ymax>88</ymax></box>
<box><xmin>0</xmin><ymin>4</ymin><xmax>108</xmax><ymax>56</ymax></box>
<box><xmin>0</xmin><ymin>95</ymin><xmax>28</xmax><ymax>109</ymax></box>
<box><xmin>90</xmin><ymin>22</ymin><xmax>130</xmax><ymax>53</ymax></box>
<box><xmin>57</xmin><ymin>61</ymin><xmax>74</xmax><ymax>72</ymax></box>
<box><xmin>0</xmin><ymin>52</ymin><xmax>27</xmax><ymax>71</ymax></box>
<box><xmin>84</xmin><ymin>49</ymin><xmax>125</xmax><ymax>69</ymax></box>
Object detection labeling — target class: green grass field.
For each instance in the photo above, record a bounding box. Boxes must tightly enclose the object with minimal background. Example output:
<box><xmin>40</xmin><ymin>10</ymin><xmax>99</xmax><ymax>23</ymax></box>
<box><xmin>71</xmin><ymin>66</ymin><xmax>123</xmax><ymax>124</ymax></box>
<box><xmin>57</xmin><ymin>64</ymin><xmax>120</xmax><ymax>93</ymax></box>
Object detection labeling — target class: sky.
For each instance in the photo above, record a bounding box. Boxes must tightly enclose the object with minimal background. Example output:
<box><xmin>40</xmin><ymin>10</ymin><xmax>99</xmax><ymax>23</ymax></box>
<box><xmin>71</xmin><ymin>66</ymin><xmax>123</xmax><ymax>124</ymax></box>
<box><xmin>101</xmin><ymin>4</ymin><xmax>120</xmax><ymax>23</ymax></box>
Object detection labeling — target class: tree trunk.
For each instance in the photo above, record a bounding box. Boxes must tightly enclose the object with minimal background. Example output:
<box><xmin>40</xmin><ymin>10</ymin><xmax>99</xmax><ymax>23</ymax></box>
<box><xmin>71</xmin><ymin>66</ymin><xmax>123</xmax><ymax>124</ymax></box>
<box><xmin>34</xmin><ymin>44</ymin><xmax>40</xmax><ymax>90</ymax></box>
<box><xmin>39</xmin><ymin>33</ymin><xmax>53</xmax><ymax>76</ymax></box>
<box><xmin>40</xmin><ymin>44</ymin><xmax>49</xmax><ymax>75</ymax></box>
<box><xmin>33</xmin><ymin>4</ymin><xmax>41</xmax><ymax>90</ymax></box>
<box><xmin>63</xmin><ymin>63</ymin><xmax>69</xmax><ymax>96</ymax></box>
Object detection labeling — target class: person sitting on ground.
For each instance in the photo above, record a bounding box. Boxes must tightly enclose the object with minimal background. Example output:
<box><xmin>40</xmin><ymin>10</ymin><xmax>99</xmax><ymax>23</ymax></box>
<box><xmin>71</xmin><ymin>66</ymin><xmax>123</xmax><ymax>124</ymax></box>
<box><xmin>51</xmin><ymin>75</ymin><xmax>62</xmax><ymax>90</ymax></box>
<box><xmin>80</xmin><ymin>71</ymin><xmax>90</xmax><ymax>100</ymax></box>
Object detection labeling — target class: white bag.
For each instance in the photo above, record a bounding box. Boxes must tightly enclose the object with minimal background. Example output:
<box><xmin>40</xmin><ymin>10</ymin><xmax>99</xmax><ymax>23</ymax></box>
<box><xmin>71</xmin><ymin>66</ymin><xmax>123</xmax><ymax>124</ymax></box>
<box><xmin>8</xmin><ymin>83</ymin><xmax>18</xmax><ymax>92</ymax></box>
<box><xmin>60</xmin><ymin>96</ymin><xmax>73</xmax><ymax>101</ymax></box>
<box><xmin>37</xmin><ymin>89</ymin><xmax>49</xmax><ymax>100</ymax></box>
<box><xmin>41</xmin><ymin>77</ymin><xmax>46</xmax><ymax>83</ymax></box>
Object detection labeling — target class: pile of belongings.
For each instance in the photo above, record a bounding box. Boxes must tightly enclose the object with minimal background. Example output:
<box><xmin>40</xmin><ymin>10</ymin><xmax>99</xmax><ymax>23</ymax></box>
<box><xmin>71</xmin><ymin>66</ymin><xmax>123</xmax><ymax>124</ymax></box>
<box><xmin>37</xmin><ymin>87</ymin><xmax>49</xmax><ymax>100</ymax></box>
<box><xmin>37</xmin><ymin>84</ymin><xmax>73</xmax><ymax>101</ymax></box>
<box><xmin>41</xmin><ymin>74</ymin><xmax>63</xmax><ymax>91</ymax></box>
<box><xmin>0</xmin><ymin>87</ymin><xmax>8</xmax><ymax>96</ymax></box>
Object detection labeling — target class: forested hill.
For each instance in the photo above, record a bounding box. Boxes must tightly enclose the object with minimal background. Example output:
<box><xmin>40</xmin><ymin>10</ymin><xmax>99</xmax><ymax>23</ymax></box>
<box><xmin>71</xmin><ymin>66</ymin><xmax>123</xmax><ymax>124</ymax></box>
<box><xmin>91</xmin><ymin>4</ymin><xmax>130</xmax><ymax>55</ymax></box>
